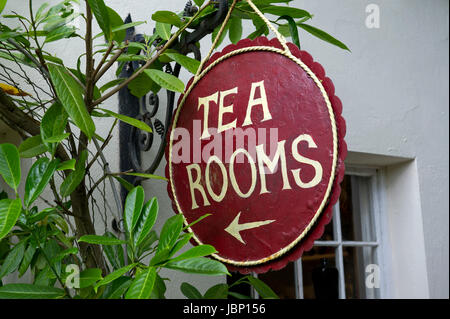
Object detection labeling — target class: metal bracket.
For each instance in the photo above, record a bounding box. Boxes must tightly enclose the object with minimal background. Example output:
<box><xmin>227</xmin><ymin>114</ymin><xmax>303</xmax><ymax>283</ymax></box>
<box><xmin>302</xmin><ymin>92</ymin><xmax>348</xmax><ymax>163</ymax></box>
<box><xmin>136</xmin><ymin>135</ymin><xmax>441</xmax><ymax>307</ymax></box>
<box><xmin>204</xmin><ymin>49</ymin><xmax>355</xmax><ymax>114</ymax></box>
<box><xmin>118</xmin><ymin>0</ymin><xmax>229</xmax><ymax>192</ymax></box>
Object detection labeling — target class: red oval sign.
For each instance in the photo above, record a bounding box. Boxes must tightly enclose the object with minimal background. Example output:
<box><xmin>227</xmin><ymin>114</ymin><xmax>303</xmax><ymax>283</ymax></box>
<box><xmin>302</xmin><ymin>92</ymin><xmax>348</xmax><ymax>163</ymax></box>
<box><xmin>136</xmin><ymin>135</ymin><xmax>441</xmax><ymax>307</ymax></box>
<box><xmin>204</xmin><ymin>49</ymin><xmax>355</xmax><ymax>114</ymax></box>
<box><xmin>165</xmin><ymin>37</ymin><xmax>347</xmax><ymax>273</ymax></box>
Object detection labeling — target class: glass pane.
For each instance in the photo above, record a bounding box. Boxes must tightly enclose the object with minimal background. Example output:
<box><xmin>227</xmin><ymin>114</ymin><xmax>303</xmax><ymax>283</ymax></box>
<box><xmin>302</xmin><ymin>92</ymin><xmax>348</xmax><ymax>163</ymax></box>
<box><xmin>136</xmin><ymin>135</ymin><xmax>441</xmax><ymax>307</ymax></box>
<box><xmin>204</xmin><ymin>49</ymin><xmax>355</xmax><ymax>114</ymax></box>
<box><xmin>343</xmin><ymin>246</ymin><xmax>379</xmax><ymax>298</ymax></box>
<box><xmin>257</xmin><ymin>261</ymin><xmax>296</xmax><ymax>299</ymax></box>
<box><xmin>320</xmin><ymin>215</ymin><xmax>334</xmax><ymax>241</ymax></box>
<box><xmin>341</xmin><ymin>175</ymin><xmax>376</xmax><ymax>242</ymax></box>
<box><xmin>302</xmin><ymin>246</ymin><xmax>338</xmax><ymax>299</ymax></box>
<box><xmin>340</xmin><ymin>175</ymin><xmax>356</xmax><ymax>240</ymax></box>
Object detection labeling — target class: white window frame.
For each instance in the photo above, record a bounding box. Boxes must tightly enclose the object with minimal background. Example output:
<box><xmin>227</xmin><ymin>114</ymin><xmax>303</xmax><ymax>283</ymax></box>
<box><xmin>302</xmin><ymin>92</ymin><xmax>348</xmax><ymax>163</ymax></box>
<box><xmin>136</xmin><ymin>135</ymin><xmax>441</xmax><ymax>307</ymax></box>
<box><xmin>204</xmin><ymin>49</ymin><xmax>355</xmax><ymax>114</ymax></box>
<box><xmin>255</xmin><ymin>166</ymin><xmax>391</xmax><ymax>299</ymax></box>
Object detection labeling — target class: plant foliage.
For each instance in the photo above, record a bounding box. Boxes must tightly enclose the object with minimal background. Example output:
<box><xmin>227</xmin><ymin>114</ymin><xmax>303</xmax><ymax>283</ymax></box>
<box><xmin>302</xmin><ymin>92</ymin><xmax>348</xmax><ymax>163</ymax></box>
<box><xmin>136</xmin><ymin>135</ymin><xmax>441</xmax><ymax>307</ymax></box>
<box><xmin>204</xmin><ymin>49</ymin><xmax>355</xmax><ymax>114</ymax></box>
<box><xmin>0</xmin><ymin>0</ymin><xmax>348</xmax><ymax>299</ymax></box>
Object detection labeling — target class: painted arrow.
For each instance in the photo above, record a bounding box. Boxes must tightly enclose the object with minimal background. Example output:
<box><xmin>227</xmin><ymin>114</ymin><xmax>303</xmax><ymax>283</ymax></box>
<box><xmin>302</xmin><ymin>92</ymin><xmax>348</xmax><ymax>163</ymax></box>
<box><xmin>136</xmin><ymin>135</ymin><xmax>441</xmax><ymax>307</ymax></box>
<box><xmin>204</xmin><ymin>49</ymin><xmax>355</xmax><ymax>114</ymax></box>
<box><xmin>224</xmin><ymin>212</ymin><xmax>276</xmax><ymax>245</ymax></box>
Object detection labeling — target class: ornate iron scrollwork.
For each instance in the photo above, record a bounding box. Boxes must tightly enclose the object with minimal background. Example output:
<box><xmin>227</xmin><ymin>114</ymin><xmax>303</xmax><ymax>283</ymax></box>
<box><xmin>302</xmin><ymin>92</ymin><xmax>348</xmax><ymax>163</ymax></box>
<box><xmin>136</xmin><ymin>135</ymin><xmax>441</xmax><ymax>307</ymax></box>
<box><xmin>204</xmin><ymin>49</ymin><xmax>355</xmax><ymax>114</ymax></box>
<box><xmin>118</xmin><ymin>0</ymin><xmax>229</xmax><ymax>197</ymax></box>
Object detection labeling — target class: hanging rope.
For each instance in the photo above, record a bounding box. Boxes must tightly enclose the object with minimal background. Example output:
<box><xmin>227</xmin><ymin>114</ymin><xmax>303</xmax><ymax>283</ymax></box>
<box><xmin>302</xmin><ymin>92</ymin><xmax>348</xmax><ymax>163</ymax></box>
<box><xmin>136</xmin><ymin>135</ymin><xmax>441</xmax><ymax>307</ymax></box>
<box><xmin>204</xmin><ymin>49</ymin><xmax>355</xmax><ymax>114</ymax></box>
<box><xmin>168</xmin><ymin>0</ymin><xmax>339</xmax><ymax>267</ymax></box>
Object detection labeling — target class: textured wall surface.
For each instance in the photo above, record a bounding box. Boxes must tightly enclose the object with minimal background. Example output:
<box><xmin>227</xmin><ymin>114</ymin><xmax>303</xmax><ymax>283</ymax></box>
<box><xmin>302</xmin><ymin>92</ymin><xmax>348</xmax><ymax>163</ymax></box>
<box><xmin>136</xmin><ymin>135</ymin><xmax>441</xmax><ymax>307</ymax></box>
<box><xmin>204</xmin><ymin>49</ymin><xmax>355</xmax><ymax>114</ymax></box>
<box><xmin>2</xmin><ymin>0</ymin><xmax>448</xmax><ymax>298</ymax></box>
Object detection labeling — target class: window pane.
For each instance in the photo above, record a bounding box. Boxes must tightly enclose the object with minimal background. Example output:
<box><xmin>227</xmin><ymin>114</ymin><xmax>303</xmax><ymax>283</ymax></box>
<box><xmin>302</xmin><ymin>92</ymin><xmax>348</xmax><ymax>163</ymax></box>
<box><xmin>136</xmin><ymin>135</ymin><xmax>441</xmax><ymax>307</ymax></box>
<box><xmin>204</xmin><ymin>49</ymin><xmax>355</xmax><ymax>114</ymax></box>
<box><xmin>340</xmin><ymin>175</ymin><xmax>356</xmax><ymax>240</ymax></box>
<box><xmin>343</xmin><ymin>246</ymin><xmax>379</xmax><ymax>298</ymax></box>
<box><xmin>322</xmin><ymin>215</ymin><xmax>334</xmax><ymax>241</ymax></box>
<box><xmin>341</xmin><ymin>175</ymin><xmax>376</xmax><ymax>242</ymax></box>
<box><xmin>257</xmin><ymin>261</ymin><xmax>297</xmax><ymax>299</ymax></box>
<box><xmin>302</xmin><ymin>246</ymin><xmax>338</xmax><ymax>299</ymax></box>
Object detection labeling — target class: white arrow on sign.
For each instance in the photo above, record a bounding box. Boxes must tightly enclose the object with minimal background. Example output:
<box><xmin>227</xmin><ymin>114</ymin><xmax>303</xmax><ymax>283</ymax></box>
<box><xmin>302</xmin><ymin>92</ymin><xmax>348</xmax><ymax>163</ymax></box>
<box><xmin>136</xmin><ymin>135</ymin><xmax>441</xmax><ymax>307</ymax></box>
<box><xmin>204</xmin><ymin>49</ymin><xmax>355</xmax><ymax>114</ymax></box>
<box><xmin>224</xmin><ymin>212</ymin><xmax>276</xmax><ymax>245</ymax></box>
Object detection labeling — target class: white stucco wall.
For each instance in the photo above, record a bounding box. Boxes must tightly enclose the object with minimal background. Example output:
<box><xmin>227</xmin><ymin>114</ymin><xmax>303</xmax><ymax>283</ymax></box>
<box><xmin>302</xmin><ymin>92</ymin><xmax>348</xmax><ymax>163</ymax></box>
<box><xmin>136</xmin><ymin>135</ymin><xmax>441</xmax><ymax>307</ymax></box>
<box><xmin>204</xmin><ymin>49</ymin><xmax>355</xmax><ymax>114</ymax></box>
<box><xmin>1</xmin><ymin>0</ymin><xmax>448</xmax><ymax>298</ymax></box>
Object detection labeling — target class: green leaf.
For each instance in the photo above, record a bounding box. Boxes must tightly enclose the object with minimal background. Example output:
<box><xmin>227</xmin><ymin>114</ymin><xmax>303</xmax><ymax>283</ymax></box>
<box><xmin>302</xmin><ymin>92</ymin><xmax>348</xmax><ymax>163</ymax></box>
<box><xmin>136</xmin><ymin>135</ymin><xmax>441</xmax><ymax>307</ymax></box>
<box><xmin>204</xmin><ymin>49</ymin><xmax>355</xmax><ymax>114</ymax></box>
<box><xmin>0</xmin><ymin>284</ymin><xmax>65</xmax><ymax>299</ymax></box>
<box><xmin>125</xmin><ymin>267</ymin><xmax>156</xmax><ymax>299</ymax></box>
<box><xmin>252</xmin><ymin>0</ymin><xmax>294</xmax><ymax>4</ymax></box>
<box><xmin>180</xmin><ymin>282</ymin><xmax>202</xmax><ymax>299</ymax></box>
<box><xmin>79</xmin><ymin>268</ymin><xmax>103</xmax><ymax>289</ymax></box>
<box><xmin>116</xmin><ymin>54</ymin><xmax>145</xmax><ymax>62</ymax></box>
<box><xmin>103</xmin><ymin>232</ymin><xmax>125</xmax><ymax>270</ymax></box>
<box><xmin>204</xmin><ymin>283</ymin><xmax>228</xmax><ymax>299</ymax></box>
<box><xmin>105</xmin><ymin>276</ymin><xmax>132</xmax><ymax>299</ymax></box>
<box><xmin>136</xmin><ymin>230</ymin><xmax>158</xmax><ymax>258</ymax></box>
<box><xmin>48</xmin><ymin>64</ymin><xmax>95</xmax><ymax>140</ymax></box>
<box><xmin>298</xmin><ymin>23</ymin><xmax>350</xmax><ymax>51</ymax></box>
<box><xmin>229</xmin><ymin>18</ymin><xmax>242</xmax><ymax>44</ymax></box>
<box><xmin>246</xmin><ymin>276</ymin><xmax>279</xmax><ymax>299</ymax></box>
<box><xmin>123</xmin><ymin>172</ymin><xmax>167</xmax><ymax>181</ymax></box>
<box><xmin>87</xmin><ymin>0</ymin><xmax>111</xmax><ymax>41</ymax></box>
<box><xmin>170</xmin><ymin>245</ymin><xmax>217</xmax><ymax>263</ymax></box>
<box><xmin>0</xmin><ymin>0</ymin><xmax>7</xmax><ymax>15</ymax></box>
<box><xmin>59</xmin><ymin>167</ymin><xmax>84</xmax><ymax>197</ymax></box>
<box><xmin>43</xmin><ymin>133</ymin><xmax>70</xmax><ymax>143</ymax></box>
<box><xmin>48</xmin><ymin>213</ymin><xmax>69</xmax><ymax>234</ymax></box>
<box><xmin>0</xmin><ymin>198</ymin><xmax>22</xmax><ymax>240</ymax></box>
<box><xmin>158</xmin><ymin>214</ymin><xmax>184</xmax><ymax>252</ymax></box>
<box><xmin>169</xmin><ymin>233</ymin><xmax>193</xmax><ymax>258</ymax></box>
<box><xmin>164</xmin><ymin>257</ymin><xmax>229</xmax><ymax>276</ymax></box>
<box><xmin>155</xmin><ymin>22</ymin><xmax>171</xmax><ymax>40</ymax></box>
<box><xmin>124</xmin><ymin>186</ymin><xmax>145</xmax><ymax>237</ymax></box>
<box><xmin>144</xmin><ymin>69</ymin><xmax>185</xmax><ymax>93</ymax></box>
<box><xmin>0</xmin><ymin>143</ymin><xmax>20</xmax><ymax>192</ymax></box>
<box><xmin>212</xmin><ymin>24</ymin><xmax>229</xmax><ymax>48</ymax></box>
<box><xmin>42</xmin><ymin>54</ymin><xmax>64</xmax><ymax>65</ymax></box>
<box><xmin>227</xmin><ymin>291</ymin><xmax>251</xmax><ymax>299</ymax></box>
<box><xmin>107</xmin><ymin>6</ymin><xmax>125</xmax><ymax>43</ymax></box>
<box><xmin>45</xmin><ymin>25</ymin><xmax>76</xmax><ymax>43</ymax></box>
<box><xmin>51</xmin><ymin>247</ymin><xmax>78</xmax><ymax>264</ymax></box>
<box><xmin>182</xmin><ymin>213</ymin><xmax>211</xmax><ymax>231</ymax></box>
<box><xmin>24</xmin><ymin>158</ymin><xmax>59</xmax><ymax>208</ymax></box>
<box><xmin>127</xmin><ymin>58</ymin><xmax>162</xmax><ymax>98</ymax></box>
<box><xmin>262</xmin><ymin>6</ymin><xmax>311</xmax><ymax>19</ymax></box>
<box><xmin>112</xmin><ymin>175</ymin><xmax>134</xmax><ymax>192</ymax></box>
<box><xmin>193</xmin><ymin>0</ymin><xmax>205</xmax><ymax>7</ymax></box>
<box><xmin>134</xmin><ymin>197</ymin><xmax>158</xmax><ymax>246</ymax></box>
<box><xmin>59</xmin><ymin>150</ymin><xmax>87</xmax><ymax>197</ymax></box>
<box><xmin>111</xmin><ymin>21</ymin><xmax>146</xmax><ymax>33</ymax></box>
<box><xmin>152</xmin><ymin>11</ymin><xmax>183</xmax><ymax>27</ymax></box>
<box><xmin>94</xmin><ymin>263</ymin><xmax>137</xmax><ymax>291</ymax></box>
<box><xmin>128</xmin><ymin>71</ymin><xmax>160</xmax><ymax>98</ymax></box>
<box><xmin>18</xmin><ymin>243</ymin><xmax>36</xmax><ymax>277</ymax></box>
<box><xmin>247</xmin><ymin>24</ymin><xmax>268</xmax><ymax>40</ymax></box>
<box><xmin>78</xmin><ymin>235</ymin><xmax>126</xmax><ymax>245</ymax></box>
<box><xmin>162</xmin><ymin>53</ymin><xmax>200</xmax><ymax>74</ymax></box>
<box><xmin>34</xmin><ymin>265</ymin><xmax>54</xmax><ymax>286</ymax></box>
<box><xmin>0</xmin><ymin>240</ymin><xmax>26</xmax><ymax>280</ymax></box>
<box><xmin>34</xmin><ymin>2</ymin><xmax>49</xmax><ymax>22</ymax></box>
<box><xmin>250</xmin><ymin>14</ymin><xmax>269</xmax><ymax>37</ymax></box>
<box><xmin>40</xmin><ymin>101</ymin><xmax>68</xmax><ymax>155</ymax></box>
<box><xmin>276</xmin><ymin>15</ymin><xmax>300</xmax><ymax>48</ymax></box>
<box><xmin>57</xmin><ymin>159</ymin><xmax>76</xmax><ymax>171</ymax></box>
<box><xmin>98</xmin><ymin>108</ymin><xmax>152</xmax><ymax>133</ymax></box>
<box><xmin>42</xmin><ymin>239</ymin><xmax>62</xmax><ymax>271</ymax></box>
<box><xmin>27</xmin><ymin>207</ymin><xmax>54</xmax><ymax>224</ymax></box>
<box><xmin>18</xmin><ymin>135</ymin><xmax>47</xmax><ymax>158</ymax></box>
<box><xmin>99</xmin><ymin>78</ymin><xmax>125</xmax><ymax>93</ymax></box>
<box><xmin>150</xmin><ymin>273</ymin><xmax>167</xmax><ymax>299</ymax></box>
<box><xmin>149</xmin><ymin>248</ymin><xmax>171</xmax><ymax>266</ymax></box>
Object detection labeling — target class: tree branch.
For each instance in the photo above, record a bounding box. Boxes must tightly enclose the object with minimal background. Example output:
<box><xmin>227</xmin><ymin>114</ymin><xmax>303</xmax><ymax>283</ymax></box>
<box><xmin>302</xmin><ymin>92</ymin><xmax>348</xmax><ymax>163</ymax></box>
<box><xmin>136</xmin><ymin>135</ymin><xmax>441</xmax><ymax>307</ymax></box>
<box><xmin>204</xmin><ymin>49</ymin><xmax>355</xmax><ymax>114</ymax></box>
<box><xmin>84</xmin><ymin>1</ymin><xmax>94</xmax><ymax>112</ymax></box>
<box><xmin>93</xmin><ymin>47</ymin><xmax>126</xmax><ymax>83</ymax></box>
<box><xmin>0</xmin><ymin>90</ymin><xmax>70</xmax><ymax>162</ymax></box>
<box><xmin>91</xmin><ymin>1</ymin><xmax>213</xmax><ymax>107</ymax></box>
<box><xmin>92</xmin><ymin>41</ymin><xmax>115</xmax><ymax>81</ymax></box>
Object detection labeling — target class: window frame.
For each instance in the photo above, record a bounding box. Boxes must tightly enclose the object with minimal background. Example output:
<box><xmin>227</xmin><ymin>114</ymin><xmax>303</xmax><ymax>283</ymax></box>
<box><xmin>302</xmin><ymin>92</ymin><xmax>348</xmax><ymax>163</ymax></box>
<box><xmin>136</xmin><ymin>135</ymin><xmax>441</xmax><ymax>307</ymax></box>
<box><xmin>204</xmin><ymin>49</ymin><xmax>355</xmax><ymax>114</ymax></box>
<box><xmin>254</xmin><ymin>166</ymin><xmax>392</xmax><ymax>299</ymax></box>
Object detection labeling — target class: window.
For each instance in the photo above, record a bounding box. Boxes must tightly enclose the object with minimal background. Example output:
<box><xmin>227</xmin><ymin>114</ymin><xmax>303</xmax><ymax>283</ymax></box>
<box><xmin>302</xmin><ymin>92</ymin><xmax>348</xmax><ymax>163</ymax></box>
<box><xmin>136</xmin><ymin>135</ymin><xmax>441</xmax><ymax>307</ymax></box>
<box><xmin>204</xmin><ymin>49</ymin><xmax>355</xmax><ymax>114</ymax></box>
<box><xmin>229</xmin><ymin>168</ymin><xmax>389</xmax><ymax>299</ymax></box>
